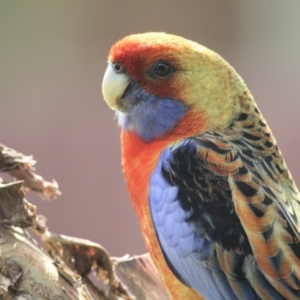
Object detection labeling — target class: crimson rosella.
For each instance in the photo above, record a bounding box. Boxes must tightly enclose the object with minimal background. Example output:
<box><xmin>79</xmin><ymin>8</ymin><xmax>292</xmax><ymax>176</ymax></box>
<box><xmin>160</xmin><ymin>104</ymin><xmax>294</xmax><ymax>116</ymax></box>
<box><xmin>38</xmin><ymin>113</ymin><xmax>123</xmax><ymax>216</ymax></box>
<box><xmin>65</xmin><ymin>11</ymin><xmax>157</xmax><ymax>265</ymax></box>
<box><xmin>102</xmin><ymin>32</ymin><xmax>300</xmax><ymax>300</ymax></box>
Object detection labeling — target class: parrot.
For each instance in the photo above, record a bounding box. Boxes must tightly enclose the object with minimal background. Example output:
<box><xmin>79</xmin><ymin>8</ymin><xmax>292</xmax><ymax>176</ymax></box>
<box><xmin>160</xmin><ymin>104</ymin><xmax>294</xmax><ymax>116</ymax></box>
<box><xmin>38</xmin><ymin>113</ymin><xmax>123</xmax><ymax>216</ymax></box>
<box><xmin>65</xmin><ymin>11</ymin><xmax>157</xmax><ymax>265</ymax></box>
<box><xmin>102</xmin><ymin>32</ymin><xmax>300</xmax><ymax>300</ymax></box>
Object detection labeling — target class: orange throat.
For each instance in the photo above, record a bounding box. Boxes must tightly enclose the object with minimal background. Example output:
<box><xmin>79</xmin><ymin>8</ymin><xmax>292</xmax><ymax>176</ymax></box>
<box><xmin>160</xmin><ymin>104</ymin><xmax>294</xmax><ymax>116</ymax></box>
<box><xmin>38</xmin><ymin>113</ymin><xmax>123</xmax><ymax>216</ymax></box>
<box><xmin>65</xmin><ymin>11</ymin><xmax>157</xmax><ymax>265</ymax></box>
<box><xmin>120</xmin><ymin>110</ymin><xmax>206</xmax><ymax>300</ymax></box>
<box><xmin>120</xmin><ymin>110</ymin><xmax>207</xmax><ymax>232</ymax></box>
<box><xmin>121</xmin><ymin>130</ymin><xmax>168</xmax><ymax>217</ymax></box>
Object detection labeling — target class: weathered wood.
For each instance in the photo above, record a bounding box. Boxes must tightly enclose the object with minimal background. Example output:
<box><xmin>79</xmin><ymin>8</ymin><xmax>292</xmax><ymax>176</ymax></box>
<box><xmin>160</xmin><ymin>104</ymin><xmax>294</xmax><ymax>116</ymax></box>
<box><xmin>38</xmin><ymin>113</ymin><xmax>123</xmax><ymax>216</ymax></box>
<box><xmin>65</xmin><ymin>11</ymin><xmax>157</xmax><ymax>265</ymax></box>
<box><xmin>115</xmin><ymin>254</ymin><xmax>169</xmax><ymax>300</ymax></box>
<box><xmin>0</xmin><ymin>143</ymin><xmax>60</xmax><ymax>199</ymax></box>
<box><xmin>0</xmin><ymin>144</ymin><xmax>169</xmax><ymax>300</ymax></box>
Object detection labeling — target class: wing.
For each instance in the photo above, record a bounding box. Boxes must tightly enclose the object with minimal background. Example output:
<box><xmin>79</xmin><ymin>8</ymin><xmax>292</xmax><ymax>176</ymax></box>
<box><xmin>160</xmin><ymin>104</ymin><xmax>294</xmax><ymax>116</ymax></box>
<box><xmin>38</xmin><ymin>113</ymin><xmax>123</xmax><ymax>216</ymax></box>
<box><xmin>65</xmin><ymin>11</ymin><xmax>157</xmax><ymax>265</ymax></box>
<box><xmin>149</xmin><ymin>103</ymin><xmax>300</xmax><ymax>299</ymax></box>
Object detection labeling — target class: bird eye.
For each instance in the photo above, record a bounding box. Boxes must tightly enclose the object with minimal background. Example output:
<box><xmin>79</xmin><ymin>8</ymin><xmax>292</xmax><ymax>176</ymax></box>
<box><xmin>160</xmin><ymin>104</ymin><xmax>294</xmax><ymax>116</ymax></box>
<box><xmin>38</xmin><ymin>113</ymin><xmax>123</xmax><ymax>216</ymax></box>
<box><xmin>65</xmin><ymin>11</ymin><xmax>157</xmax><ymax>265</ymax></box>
<box><xmin>151</xmin><ymin>61</ymin><xmax>173</xmax><ymax>79</ymax></box>
<box><xmin>112</xmin><ymin>62</ymin><xmax>124</xmax><ymax>74</ymax></box>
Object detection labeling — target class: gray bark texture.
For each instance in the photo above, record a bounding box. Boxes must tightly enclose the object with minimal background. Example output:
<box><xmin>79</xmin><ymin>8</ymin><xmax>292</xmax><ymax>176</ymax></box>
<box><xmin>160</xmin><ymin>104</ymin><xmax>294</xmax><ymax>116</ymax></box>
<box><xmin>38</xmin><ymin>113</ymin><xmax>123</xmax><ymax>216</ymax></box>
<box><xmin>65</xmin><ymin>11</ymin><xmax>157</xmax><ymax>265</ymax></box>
<box><xmin>0</xmin><ymin>144</ymin><xmax>169</xmax><ymax>300</ymax></box>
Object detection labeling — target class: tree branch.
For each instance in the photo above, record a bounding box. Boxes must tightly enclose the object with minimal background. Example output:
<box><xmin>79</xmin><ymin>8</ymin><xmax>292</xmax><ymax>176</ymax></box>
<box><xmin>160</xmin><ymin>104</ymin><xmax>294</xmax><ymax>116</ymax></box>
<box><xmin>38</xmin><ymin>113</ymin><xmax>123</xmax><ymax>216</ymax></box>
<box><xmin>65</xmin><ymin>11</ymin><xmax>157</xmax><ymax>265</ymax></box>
<box><xmin>0</xmin><ymin>144</ymin><xmax>169</xmax><ymax>299</ymax></box>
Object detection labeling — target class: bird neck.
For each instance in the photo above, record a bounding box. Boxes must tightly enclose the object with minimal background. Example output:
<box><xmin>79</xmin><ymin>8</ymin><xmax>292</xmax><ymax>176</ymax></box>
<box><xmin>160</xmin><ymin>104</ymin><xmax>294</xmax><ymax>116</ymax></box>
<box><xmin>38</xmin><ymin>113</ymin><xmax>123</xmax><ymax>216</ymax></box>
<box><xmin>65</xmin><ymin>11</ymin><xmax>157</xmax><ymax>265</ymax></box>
<box><xmin>121</xmin><ymin>130</ymin><xmax>169</xmax><ymax>217</ymax></box>
<box><xmin>120</xmin><ymin>109</ymin><xmax>206</xmax><ymax>211</ymax></box>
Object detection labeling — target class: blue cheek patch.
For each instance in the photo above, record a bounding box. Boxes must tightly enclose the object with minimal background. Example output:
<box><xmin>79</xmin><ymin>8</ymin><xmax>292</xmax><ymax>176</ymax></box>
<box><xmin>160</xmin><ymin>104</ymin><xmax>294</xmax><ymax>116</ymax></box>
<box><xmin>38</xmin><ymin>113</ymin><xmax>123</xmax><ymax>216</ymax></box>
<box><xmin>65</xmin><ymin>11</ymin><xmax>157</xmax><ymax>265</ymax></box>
<box><xmin>116</xmin><ymin>81</ymin><xmax>186</xmax><ymax>142</ymax></box>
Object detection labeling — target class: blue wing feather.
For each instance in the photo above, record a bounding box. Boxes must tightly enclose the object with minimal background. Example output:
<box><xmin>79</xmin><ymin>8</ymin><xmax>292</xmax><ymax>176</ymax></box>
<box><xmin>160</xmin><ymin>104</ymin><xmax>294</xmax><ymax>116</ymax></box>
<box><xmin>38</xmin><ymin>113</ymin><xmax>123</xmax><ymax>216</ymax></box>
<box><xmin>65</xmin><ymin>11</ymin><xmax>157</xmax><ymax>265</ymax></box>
<box><xmin>150</xmin><ymin>147</ymin><xmax>238</xmax><ymax>300</ymax></box>
<box><xmin>149</xmin><ymin>141</ymin><xmax>261</xmax><ymax>299</ymax></box>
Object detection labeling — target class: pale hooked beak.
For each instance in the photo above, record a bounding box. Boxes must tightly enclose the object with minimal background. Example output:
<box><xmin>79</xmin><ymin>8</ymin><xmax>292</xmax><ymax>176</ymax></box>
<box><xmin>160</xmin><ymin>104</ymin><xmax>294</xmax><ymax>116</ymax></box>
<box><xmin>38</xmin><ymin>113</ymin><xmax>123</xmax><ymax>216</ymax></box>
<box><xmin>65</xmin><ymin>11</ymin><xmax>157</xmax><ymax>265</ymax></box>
<box><xmin>102</xmin><ymin>63</ymin><xmax>130</xmax><ymax>109</ymax></box>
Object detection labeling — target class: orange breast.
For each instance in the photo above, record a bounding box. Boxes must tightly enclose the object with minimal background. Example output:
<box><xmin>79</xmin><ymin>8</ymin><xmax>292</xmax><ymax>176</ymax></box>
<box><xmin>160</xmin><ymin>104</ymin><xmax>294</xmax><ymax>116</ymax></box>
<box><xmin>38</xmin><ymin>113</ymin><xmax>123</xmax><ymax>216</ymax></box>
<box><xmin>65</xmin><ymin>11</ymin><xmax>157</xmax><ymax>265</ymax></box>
<box><xmin>121</xmin><ymin>112</ymin><xmax>206</xmax><ymax>299</ymax></box>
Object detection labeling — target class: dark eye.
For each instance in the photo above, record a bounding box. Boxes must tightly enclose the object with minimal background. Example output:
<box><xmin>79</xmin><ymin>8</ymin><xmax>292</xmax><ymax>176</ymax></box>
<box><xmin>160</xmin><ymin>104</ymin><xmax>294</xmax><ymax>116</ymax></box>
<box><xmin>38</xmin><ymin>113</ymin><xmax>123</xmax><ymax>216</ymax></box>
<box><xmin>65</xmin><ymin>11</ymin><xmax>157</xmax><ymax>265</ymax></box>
<box><xmin>112</xmin><ymin>62</ymin><xmax>124</xmax><ymax>74</ymax></box>
<box><xmin>150</xmin><ymin>61</ymin><xmax>174</xmax><ymax>79</ymax></box>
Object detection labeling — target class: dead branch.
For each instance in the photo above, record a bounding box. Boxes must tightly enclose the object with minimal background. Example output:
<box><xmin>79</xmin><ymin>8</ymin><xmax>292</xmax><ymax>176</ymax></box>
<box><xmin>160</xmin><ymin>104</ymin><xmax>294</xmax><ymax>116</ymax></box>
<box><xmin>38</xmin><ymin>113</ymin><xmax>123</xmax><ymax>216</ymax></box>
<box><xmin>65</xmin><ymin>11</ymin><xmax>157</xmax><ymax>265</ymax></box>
<box><xmin>0</xmin><ymin>144</ymin><xmax>169</xmax><ymax>299</ymax></box>
<box><xmin>0</xmin><ymin>143</ymin><xmax>60</xmax><ymax>199</ymax></box>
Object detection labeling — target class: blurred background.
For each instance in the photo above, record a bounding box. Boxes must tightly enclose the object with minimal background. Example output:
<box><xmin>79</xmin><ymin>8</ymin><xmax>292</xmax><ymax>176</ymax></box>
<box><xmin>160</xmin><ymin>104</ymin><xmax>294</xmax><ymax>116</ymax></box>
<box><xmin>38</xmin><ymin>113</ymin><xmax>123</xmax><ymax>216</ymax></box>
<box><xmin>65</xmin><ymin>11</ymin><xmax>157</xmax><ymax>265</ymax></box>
<box><xmin>0</xmin><ymin>1</ymin><xmax>300</xmax><ymax>257</ymax></box>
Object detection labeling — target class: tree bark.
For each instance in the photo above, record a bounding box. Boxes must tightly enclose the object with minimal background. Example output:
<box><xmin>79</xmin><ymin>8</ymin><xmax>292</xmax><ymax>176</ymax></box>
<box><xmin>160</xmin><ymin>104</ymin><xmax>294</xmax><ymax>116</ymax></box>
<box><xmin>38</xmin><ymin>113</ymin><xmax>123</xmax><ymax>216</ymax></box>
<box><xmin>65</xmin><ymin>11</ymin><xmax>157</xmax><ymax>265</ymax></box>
<box><xmin>0</xmin><ymin>144</ymin><xmax>169</xmax><ymax>300</ymax></box>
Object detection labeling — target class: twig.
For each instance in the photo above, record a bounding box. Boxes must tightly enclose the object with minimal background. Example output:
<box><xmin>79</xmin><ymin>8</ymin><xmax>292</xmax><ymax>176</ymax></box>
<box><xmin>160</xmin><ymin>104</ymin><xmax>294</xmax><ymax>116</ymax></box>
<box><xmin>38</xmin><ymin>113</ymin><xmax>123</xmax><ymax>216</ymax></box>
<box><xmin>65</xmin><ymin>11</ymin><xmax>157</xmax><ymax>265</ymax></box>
<box><xmin>0</xmin><ymin>143</ymin><xmax>60</xmax><ymax>199</ymax></box>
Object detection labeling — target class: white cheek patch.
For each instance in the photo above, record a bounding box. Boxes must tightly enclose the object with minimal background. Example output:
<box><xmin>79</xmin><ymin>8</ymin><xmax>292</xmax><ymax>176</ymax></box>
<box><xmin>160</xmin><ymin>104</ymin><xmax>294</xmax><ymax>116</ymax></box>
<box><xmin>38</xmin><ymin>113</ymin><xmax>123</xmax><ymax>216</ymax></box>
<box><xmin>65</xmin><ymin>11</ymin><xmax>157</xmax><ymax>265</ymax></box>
<box><xmin>116</xmin><ymin>111</ymin><xmax>126</xmax><ymax>128</ymax></box>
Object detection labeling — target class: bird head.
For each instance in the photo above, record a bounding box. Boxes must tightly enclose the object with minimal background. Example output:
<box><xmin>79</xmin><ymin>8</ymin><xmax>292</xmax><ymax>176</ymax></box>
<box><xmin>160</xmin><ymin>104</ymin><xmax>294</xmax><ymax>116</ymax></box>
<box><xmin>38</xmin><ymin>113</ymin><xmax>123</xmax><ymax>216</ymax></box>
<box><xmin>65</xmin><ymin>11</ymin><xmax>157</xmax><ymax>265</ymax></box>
<box><xmin>102</xmin><ymin>32</ymin><xmax>248</xmax><ymax>142</ymax></box>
